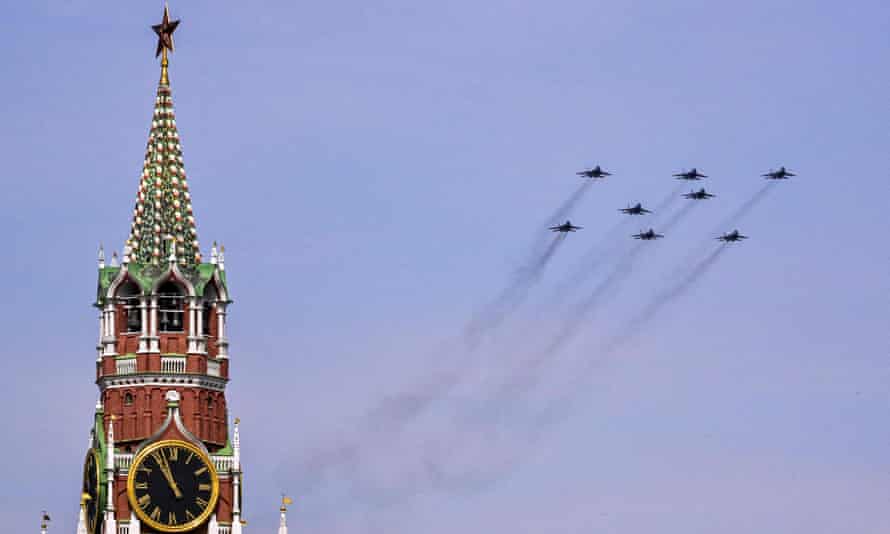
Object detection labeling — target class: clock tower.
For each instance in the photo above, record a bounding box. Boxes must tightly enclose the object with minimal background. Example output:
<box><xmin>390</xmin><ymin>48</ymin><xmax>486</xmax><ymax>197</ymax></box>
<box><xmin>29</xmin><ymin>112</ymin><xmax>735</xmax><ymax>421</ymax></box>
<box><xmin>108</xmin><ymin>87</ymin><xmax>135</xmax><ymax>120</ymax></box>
<box><xmin>77</xmin><ymin>6</ymin><xmax>246</xmax><ymax>534</ymax></box>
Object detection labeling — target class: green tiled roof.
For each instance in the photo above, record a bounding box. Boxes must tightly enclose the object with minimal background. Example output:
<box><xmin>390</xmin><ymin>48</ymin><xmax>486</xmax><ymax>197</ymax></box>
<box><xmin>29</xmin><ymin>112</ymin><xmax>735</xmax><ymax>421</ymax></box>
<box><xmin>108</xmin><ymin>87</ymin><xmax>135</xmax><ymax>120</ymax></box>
<box><xmin>96</xmin><ymin>262</ymin><xmax>229</xmax><ymax>305</ymax></box>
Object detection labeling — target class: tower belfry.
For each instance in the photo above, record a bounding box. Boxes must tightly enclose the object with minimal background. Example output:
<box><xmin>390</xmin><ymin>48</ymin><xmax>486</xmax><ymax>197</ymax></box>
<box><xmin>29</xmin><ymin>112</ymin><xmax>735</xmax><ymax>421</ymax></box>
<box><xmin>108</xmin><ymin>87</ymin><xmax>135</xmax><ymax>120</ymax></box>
<box><xmin>79</xmin><ymin>6</ymin><xmax>245</xmax><ymax>534</ymax></box>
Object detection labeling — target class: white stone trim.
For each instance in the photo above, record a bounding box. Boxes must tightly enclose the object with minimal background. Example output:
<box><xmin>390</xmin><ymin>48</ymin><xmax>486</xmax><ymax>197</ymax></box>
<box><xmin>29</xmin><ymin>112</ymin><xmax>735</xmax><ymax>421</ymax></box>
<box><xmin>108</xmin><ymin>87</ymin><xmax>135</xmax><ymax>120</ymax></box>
<box><xmin>98</xmin><ymin>374</ymin><xmax>228</xmax><ymax>392</ymax></box>
<box><xmin>149</xmin><ymin>263</ymin><xmax>197</xmax><ymax>297</ymax></box>
<box><xmin>115</xmin><ymin>451</ymin><xmax>233</xmax><ymax>478</ymax></box>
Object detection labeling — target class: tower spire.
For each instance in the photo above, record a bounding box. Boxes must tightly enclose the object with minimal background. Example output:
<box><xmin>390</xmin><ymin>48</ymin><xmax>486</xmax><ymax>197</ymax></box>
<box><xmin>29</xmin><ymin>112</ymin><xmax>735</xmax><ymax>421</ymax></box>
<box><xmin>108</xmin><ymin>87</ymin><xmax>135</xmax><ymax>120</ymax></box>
<box><xmin>127</xmin><ymin>3</ymin><xmax>200</xmax><ymax>265</ymax></box>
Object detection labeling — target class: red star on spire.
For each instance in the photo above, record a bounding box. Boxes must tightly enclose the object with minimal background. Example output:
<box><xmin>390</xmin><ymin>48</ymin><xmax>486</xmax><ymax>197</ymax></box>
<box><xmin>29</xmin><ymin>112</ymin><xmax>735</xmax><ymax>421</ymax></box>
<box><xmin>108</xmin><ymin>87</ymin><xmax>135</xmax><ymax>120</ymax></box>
<box><xmin>152</xmin><ymin>4</ymin><xmax>180</xmax><ymax>58</ymax></box>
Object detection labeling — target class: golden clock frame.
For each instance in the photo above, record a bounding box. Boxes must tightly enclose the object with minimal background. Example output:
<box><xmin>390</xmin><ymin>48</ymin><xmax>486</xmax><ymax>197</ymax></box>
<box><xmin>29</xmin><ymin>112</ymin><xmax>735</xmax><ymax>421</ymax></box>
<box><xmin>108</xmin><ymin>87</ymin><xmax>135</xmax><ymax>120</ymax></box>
<box><xmin>82</xmin><ymin>448</ymin><xmax>102</xmax><ymax>534</ymax></box>
<box><xmin>126</xmin><ymin>439</ymin><xmax>220</xmax><ymax>533</ymax></box>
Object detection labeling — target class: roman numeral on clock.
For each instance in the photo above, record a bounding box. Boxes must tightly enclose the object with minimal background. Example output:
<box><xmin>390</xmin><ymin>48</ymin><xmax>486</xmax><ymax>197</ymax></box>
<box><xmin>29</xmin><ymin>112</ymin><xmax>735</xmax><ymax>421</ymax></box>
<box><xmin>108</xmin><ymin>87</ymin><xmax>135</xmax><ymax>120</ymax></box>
<box><xmin>195</xmin><ymin>496</ymin><xmax>209</xmax><ymax>509</ymax></box>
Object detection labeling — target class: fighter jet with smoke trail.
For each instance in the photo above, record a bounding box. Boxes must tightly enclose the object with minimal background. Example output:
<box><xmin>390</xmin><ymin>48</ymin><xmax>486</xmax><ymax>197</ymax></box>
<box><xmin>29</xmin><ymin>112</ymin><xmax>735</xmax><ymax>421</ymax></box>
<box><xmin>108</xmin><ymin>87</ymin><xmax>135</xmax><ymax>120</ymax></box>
<box><xmin>632</xmin><ymin>229</ymin><xmax>664</xmax><ymax>240</ymax></box>
<box><xmin>762</xmin><ymin>167</ymin><xmax>796</xmax><ymax>179</ymax></box>
<box><xmin>717</xmin><ymin>230</ymin><xmax>748</xmax><ymax>242</ymax></box>
<box><xmin>673</xmin><ymin>168</ymin><xmax>707</xmax><ymax>180</ymax></box>
<box><xmin>576</xmin><ymin>165</ymin><xmax>611</xmax><ymax>179</ymax></box>
<box><xmin>619</xmin><ymin>203</ymin><xmax>652</xmax><ymax>215</ymax></box>
<box><xmin>683</xmin><ymin>188</ymin><xmax>715</xmax><ymax>200</ymax></box>
<box><xmin>550</xmin><ymin>221</ymin><xmax>583</xmax><ymax>233</ymax></box>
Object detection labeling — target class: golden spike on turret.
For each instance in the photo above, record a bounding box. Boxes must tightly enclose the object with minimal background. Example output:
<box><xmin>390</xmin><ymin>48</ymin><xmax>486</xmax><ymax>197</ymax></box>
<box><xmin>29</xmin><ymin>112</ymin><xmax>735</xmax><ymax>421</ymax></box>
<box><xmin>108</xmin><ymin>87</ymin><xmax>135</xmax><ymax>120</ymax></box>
<box><xmin>161</xmin><ymin>48</ymin><xmax>169</xmax><ymax>85</ymax></box>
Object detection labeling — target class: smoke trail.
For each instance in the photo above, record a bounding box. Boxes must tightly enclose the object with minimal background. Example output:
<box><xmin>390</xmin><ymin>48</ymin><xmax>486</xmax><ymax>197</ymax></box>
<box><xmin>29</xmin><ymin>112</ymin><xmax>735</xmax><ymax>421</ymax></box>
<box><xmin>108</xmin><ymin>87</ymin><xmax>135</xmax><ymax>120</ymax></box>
<box><xmin>547</xmin><ymin>181</ymin><xmax>592</xmax><ymax>225</ymax></box>
<box><xmin>549</xmin><ymin>217</ymin><xmax>630</xmax><ymax>305</ymax></box>
<box><xmin>653</xmin><ymin>183</ymin><xmax>686</xmax><ymax>214</ymax></box>
<box><xmin>606</xmin><ymin>244</ymin><xmax>728</xmax><ymax>353</ymax></box>
<box><xmin>659</xmin><ymin>200</ymin><xmax>696</xmax><ymax>234</ymax></box>
<box><xmin>465</xmin><ymin>233</ymin><xmax>567</xmax><ymax>345</ymax></box>
<box><xmin>718</xmin><ymin>182</ymin><xmax>774</xmax><ymax>231</ymax></box>
<box><xmin>495</xmin><ymin>241</ymin><xmax>648</xmax><ymax>400</ymax></box>
<box><xmin>673</xmin><ymin>182</ymin><xmax>773</xmax><ymax>278</ymax></box>
<box><xmin>551</xmin><ymin>184</ymin><xmax>683</xmax><ymax>305</ymax></box>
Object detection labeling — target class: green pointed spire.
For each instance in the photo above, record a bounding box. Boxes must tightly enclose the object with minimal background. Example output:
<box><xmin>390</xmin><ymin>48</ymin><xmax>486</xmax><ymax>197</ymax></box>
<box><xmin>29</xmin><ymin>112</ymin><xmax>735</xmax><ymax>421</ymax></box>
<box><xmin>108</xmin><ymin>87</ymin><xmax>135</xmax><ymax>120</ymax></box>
<box><xmin>125</xmin><ymin>12</ymin><xmax>200</xmax><ymax>266</ymax></box>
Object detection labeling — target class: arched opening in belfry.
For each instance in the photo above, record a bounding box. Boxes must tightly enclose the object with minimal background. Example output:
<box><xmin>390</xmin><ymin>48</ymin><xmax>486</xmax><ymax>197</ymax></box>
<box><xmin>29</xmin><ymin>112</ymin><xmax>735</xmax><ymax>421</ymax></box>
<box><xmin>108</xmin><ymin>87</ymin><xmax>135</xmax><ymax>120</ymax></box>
<box><xmin>157</xmin><ymin>280</ymin><xmax>186</xmax><ymax>333</ymax></box>
<box><xmin>117</xmin><ymin>281</ymin><xmax>142</xmax><ymax>333</ymax></box>
<box><xmin>202</xmin><ymin>283</ymin><xmax>219</xmax><ymax>337</ymax></box>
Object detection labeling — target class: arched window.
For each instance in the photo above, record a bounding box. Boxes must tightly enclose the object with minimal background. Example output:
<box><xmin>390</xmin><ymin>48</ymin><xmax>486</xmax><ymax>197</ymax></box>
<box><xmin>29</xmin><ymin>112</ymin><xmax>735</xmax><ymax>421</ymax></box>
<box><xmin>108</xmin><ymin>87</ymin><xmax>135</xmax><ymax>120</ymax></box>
<box><xmin>124</xmin><ymin>392</ymin><xmax>134</xmax><ymax>406</ymax></box>
<box><xmin>202</xmin><ymin>284</ymin><xmax>218</xmax><ymax>337</ymax></box>
<box><xmin>158</xmin><ymin>281</ymin><xmax>185</xmax><ymax>333</ymax></box>
<box><xmin>118</xmin><ymin>281</ymin><xmax>142</xmax><ymax>333</ymax></box>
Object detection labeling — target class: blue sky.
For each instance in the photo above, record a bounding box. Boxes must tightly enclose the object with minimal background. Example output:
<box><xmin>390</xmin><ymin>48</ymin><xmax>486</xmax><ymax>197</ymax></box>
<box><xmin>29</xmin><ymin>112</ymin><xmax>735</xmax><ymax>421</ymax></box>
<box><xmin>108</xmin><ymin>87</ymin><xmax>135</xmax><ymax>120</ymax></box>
<box><xmin>2</xmin><ymin>0</ymin><xmax>889</xmax><ymax>532</ymax></box>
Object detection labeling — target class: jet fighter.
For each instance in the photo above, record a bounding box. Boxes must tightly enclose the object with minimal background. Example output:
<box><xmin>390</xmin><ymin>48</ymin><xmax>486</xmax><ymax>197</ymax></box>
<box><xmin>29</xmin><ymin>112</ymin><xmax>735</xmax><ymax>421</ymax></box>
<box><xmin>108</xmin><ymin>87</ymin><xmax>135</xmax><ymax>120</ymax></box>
<box><xmin>762</xmin><ymin>167</ymin><xmax>796</xmax><ymax>179</ymax></box>
<box><xmin>619</xmin><ymin>203</ymin><xmax>652</xmax><ymax>215</ymax></box>
<box><xmin>632</xmin><ymin>228</ymin><xmax>664</xmax><ymax>240</ymax></box>
<box><xmin>576</xmin><ymin>165</ymin><xmax>612</xmax><ymax>179</ymax></box>
<box><xmin>683</xmin><ymin>188</ymin><xmax>715</xmax><ymax>200</ymax></box>
<box><xmin>673</xmin><ymin>168</ymin><xmax>707</xmax><ymax>180</ymax></box>
<box><xmin>717</xmin><ymin>230</ymin><xmax>748</xmax><ymax>242</ymax></box>
<box><xmin>550</xmin><ymin>220</ymin><xmax>583</xmax><ymax>233</ymax></box>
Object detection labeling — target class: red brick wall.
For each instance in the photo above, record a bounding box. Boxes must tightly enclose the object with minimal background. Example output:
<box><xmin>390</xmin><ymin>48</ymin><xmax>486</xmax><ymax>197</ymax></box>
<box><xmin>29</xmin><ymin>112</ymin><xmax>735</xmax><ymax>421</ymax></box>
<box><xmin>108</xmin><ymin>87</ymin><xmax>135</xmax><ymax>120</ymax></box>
<box><xmin>103</xmin><ymin>387</ymin><xmax>228</xmax><ymax>447</ymax></box>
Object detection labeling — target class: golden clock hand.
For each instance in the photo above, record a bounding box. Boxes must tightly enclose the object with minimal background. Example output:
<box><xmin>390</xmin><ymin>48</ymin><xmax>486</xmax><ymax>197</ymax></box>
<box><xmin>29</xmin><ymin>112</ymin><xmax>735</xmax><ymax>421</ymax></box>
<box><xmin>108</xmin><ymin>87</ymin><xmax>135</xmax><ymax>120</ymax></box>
<box><xmin>157</xmin><ymin>455</ymin><xmax>184</xmax><ymax>499</ymax></box>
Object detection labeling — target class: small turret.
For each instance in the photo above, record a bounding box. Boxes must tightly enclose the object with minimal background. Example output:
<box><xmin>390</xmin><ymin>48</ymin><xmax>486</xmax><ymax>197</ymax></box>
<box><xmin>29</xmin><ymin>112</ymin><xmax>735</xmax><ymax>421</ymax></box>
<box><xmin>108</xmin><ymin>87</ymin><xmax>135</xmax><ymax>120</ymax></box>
<box><xmin>41</xmin><ymin>510</ymin><xmax>51</xmax><ymax>534</ymax></box>
<box><xmin>103</xmin><ymin>417</ymin><xmax>116</xmax><ymax>534</ymax></box>
<box><xmin>278</xmin><ymin>496</ymin><xmax>293</xmax><ymax>534</ymax></box>
<box><xmin>75</xmin><ymin>496</ymin><xmax>88</xmax><ymax>534</ymax></box>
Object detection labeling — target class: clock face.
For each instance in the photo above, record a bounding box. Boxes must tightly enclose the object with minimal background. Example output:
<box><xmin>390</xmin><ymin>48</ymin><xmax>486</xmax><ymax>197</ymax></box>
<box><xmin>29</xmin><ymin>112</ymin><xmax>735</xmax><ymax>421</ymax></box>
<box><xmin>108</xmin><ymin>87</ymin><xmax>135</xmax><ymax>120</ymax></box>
<box><xmin>127</xmin><ymin>440</ymin><xmax>219</xmax><ymax>533</ymax></box>
<box><xmin>82</xmin><ymin>449</ymin><xmax>101</xmax><ymax>534</ymax></box>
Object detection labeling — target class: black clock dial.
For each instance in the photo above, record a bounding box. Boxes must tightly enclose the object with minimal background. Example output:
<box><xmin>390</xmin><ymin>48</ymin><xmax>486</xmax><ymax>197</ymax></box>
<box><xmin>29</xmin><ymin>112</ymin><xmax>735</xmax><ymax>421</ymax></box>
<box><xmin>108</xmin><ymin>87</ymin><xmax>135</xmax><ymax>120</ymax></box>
<box><xmin>127</xmin><ymin>440</ymin><xmax>219</xmax><ymax>533</ymax></box>
<box><xmin>82</xmin><ymin>449</ymin><xmax>101</xmax><ymax>534</ymax></box>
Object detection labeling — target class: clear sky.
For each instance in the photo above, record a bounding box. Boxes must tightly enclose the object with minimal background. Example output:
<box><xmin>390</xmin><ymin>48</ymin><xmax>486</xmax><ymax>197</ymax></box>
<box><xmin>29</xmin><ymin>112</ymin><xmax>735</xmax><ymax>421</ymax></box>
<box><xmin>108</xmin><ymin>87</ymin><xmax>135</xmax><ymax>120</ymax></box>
<box><xmin>2</xmin><ymin>0</ymin><xmax>888</xmax><ymax>532</ymax></box>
